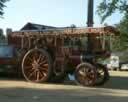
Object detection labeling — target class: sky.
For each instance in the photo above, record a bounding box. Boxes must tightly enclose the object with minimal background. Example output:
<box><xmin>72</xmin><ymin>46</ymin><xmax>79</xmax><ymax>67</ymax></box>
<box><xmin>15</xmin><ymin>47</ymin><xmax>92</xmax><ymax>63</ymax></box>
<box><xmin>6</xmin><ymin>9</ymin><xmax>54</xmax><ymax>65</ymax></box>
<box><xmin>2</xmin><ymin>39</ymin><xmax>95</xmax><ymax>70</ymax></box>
<box><xmin>0</xmin><ymin>0</ymin><xmax>123</xmax><ymax>33</ymax></box>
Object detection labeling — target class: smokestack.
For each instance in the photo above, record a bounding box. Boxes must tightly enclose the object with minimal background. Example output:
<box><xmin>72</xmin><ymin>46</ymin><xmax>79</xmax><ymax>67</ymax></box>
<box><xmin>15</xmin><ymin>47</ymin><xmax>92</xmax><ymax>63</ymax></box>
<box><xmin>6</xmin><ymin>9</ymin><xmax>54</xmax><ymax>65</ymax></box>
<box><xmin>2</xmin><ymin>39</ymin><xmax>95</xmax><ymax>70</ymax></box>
<box><xmin>6</xmin><ymin>28</ymin><xmax>12</xmax><ymax>35</ymax></box>
<box><xmin>87</xmin><ymin>0</ymin><xmax>94</xmax><ymax>54</ymax></box>
<box><xmin>87</xmin><ymin>0</ymin><xmax>94</xmax><ymax>27</ymax></box>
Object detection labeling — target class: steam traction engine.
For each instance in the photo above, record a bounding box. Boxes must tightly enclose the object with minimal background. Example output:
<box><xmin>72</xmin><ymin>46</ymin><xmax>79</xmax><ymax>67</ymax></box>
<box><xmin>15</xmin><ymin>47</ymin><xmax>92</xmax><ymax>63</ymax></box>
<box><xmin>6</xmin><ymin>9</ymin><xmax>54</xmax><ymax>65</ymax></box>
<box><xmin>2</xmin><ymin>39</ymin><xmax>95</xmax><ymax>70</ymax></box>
<box><xmin>0</xmin><ymin>26</ymin><xmax>118</xmax><ymax>86</ymax></box>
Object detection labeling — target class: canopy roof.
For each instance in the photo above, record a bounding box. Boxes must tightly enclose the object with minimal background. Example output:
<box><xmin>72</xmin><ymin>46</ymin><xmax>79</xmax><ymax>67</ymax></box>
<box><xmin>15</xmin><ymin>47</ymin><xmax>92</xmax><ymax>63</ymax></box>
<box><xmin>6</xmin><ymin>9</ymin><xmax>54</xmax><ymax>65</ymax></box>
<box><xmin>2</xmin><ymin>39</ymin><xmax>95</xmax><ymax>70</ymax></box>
<box><xmin>11</xmin><ymin>26</ymin><xmax>119</xmax><ymax>37</ymax></box>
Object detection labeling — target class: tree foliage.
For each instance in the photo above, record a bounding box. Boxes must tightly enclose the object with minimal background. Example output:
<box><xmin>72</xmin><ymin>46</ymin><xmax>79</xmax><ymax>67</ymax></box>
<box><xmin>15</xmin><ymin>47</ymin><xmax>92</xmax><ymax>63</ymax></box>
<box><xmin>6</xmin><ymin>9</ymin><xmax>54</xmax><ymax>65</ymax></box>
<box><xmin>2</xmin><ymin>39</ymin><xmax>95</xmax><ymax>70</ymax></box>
<box><xmin>97</xmin><ymin>0</ymin><xmax>128</xmax><ymax>61</ymax></box>
<box><xmin>97</xmin><ymin>0</ymin><xmax>128</xmax><ymax>50</ymax></box>
<box><xmin>97</xmin><ymin>0</ymin><xmax>128</xmax><ymax>23</ymax></box>
<box><xmin>97</xmin><ymin>0</ymin><xmax>128</xmax><ymax>44</ymax></box>
<box><xmin>0</xmin><ymin>0</ymin><xmax>10</xmax><ymax>17</ymax></box>
<box><xmin>116</xmin><ymin>15</ymin><xmax>128</xmax><ymax>61</ymax></box>
<box><xmin>116</xmin><ymin>14</ymin><xmax>128</xmax><ymax>49</ymax></box>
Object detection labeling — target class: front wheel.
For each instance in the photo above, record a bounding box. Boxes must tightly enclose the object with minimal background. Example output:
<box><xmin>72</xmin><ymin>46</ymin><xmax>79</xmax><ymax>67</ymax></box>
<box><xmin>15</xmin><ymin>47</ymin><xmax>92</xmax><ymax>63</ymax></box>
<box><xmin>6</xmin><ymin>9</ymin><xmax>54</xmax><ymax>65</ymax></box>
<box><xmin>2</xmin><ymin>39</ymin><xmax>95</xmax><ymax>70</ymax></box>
<box><xmin>22</xmin><ymin>48</ymin><xmax>53</xmax><ymax>83</ymax></box>
<box><xmin>74</xmin><ymin>63</ymin><xmax>97</xmax><ymax>86</ymax></box>
<box><xmin>95</xmin><ymin>64</ymin><xmax>110</xmax><ymax>86</ymax></box>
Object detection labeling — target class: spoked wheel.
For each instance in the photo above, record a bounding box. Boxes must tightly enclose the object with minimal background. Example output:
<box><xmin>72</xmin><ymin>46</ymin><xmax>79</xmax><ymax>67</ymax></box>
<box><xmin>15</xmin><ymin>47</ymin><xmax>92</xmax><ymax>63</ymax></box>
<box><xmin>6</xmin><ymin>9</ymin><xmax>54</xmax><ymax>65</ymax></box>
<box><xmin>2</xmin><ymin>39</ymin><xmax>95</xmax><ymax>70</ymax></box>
<box><xmin>74</xmin><ymin>63</ymin><xmax>97</xmax><ymax>86</ymax></box>
<box><xmin>22</xmin><ymin>48</ymin><xmax>53</xmax><ymax>83</ymax></box>
<box><xmin>95</xmin><ymin>64</ymin><xmax>110</xmax><ymax>86</ymax></box>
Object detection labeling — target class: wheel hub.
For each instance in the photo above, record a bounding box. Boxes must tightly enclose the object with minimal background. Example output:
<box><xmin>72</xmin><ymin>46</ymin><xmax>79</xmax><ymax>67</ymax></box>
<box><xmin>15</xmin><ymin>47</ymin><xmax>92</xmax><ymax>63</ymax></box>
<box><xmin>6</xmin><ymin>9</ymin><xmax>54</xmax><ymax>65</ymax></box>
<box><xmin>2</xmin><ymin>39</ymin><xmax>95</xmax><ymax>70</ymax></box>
<box><xmin>32</xmin><ymin>61</ymin><xmax>40</xmax><ymax>69</ymax></box>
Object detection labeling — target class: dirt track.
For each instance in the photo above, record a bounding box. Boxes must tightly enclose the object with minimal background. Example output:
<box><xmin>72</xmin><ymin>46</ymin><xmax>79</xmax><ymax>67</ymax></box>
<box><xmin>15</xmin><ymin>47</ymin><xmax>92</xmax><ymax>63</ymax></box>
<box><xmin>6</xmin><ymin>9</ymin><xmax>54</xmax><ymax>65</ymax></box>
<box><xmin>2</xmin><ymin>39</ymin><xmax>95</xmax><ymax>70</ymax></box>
<box><xmin>0</xmin><ymin>71</ymin><xmax>128</xmax><ymax>102</ymax></box>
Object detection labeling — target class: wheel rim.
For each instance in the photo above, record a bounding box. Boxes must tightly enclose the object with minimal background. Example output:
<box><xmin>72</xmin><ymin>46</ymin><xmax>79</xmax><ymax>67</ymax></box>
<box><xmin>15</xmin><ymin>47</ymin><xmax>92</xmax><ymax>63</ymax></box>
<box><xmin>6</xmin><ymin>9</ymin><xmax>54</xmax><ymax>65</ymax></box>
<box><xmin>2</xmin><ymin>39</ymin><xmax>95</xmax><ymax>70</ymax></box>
<box><xmin>22</xmin><ymin>49</ymin><xmax>50</xmax><ymax>82</ymax></box>
<box><xmin>75</xmin><ymin>64</ymin><xmax>96</xmax><ymax>86</ymax></box>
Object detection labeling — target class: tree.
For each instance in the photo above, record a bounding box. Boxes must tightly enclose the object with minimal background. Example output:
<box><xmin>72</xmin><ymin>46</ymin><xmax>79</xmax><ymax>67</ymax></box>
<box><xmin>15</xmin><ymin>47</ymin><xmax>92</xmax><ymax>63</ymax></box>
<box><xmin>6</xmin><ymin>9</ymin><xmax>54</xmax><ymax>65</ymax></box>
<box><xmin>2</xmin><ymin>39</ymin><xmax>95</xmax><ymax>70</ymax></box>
<box><xmin>116</xmin><ymin>15</ymin><xmax>128</xmax><ymax>61</ymax></box>
<box><xmin>116</xmin><ymin>14</ymin><xmax>128</xmax><ymax>51</ymax></box>
<box><xmin>97</xmin><ymin>0</ymin><xmax>128</xmax><ymax>61</ymax></box>
<box><xmin>0</xmin><ymin>0</ymin><xmax>10</xmax><ymax>18</ymax></box>
<box><xmin>97</xmin><ymin>0</ymin><xmax>128</xmax><ymax>23</ymax></box>
<box><xmin>97</xmin><ymin>0</ymin><xmax>128</xmax><ymax>49</ymax></box>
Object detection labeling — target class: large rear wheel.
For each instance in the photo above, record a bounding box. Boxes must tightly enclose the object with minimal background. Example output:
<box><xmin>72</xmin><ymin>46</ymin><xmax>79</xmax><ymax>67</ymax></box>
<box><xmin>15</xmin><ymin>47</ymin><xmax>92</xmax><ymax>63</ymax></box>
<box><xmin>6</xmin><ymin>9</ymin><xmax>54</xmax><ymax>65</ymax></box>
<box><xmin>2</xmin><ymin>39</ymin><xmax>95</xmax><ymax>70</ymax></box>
<box><xmin>22</xmin><ymin>48</ymin><xmax>53</xmax><ymax>83</ymax></box>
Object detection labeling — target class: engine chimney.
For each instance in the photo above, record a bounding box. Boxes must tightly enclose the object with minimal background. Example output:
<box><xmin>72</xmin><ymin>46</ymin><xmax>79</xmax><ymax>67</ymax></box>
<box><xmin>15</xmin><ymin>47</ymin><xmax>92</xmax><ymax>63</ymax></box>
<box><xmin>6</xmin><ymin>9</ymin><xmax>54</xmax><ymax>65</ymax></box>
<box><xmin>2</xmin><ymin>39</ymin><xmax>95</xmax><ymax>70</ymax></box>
<box><xmin>87</xmin><ymin>0</ymin><xmax>94</xmax><ymax>27</ymax></box>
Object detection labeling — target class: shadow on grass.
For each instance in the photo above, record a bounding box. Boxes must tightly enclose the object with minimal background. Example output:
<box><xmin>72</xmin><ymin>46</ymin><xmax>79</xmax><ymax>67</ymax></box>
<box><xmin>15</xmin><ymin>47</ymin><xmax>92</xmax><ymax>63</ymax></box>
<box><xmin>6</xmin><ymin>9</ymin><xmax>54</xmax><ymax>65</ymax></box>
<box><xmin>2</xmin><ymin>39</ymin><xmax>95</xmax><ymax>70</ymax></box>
<box><xmin>1</xmin><ymin>72</ymin><xmax>128</xmax><ymax>90</ymax></box>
